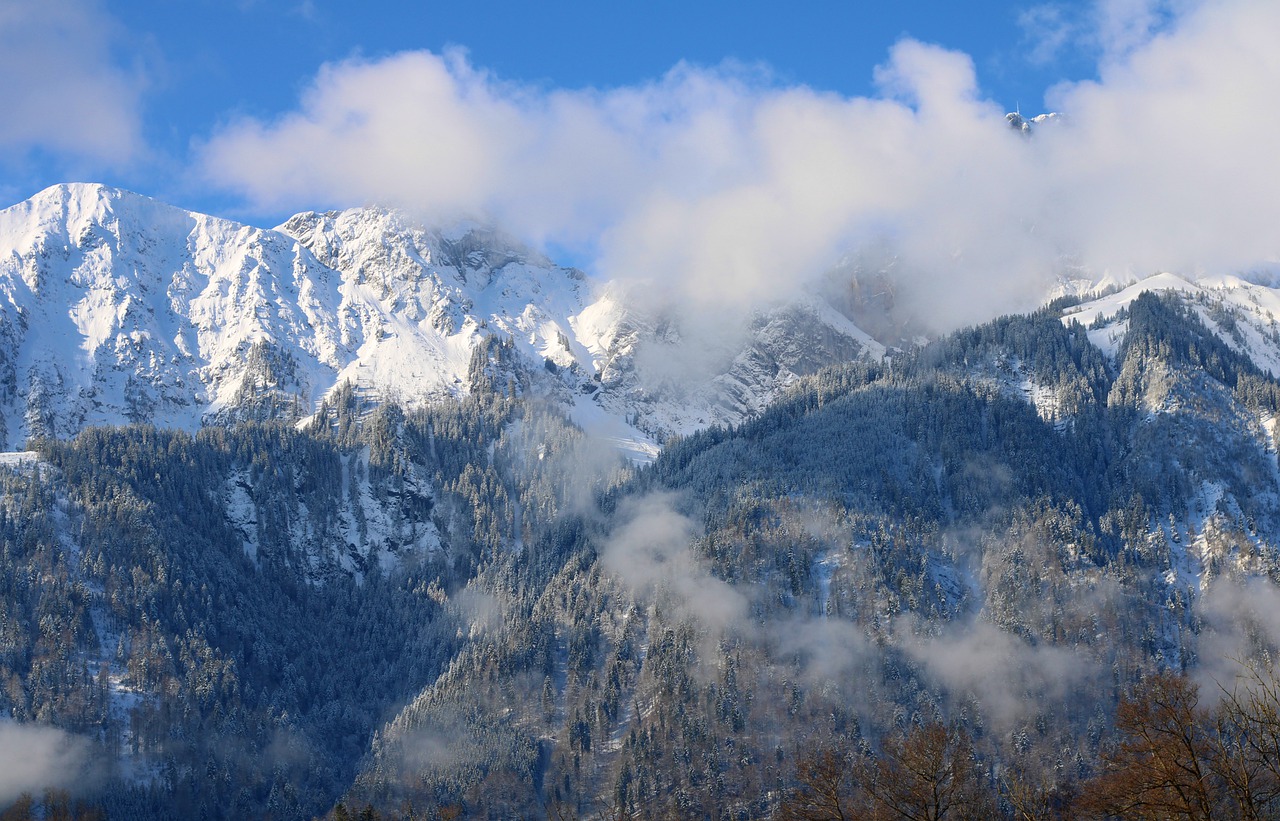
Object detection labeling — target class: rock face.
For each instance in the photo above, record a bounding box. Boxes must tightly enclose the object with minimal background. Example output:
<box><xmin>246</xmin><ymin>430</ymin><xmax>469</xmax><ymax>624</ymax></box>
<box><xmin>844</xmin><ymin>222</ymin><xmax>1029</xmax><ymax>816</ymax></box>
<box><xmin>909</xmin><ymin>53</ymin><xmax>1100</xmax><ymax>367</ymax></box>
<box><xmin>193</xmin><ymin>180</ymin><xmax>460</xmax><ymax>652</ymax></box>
<box><xmin>0</xmin><ymin>183</ymin><xmax>885</xmax><ymax>452</ymax></box>
<box><xmin>0</xmin><ymin>183</ymin><xmax>594</xmax><ymax>444</ymax></box>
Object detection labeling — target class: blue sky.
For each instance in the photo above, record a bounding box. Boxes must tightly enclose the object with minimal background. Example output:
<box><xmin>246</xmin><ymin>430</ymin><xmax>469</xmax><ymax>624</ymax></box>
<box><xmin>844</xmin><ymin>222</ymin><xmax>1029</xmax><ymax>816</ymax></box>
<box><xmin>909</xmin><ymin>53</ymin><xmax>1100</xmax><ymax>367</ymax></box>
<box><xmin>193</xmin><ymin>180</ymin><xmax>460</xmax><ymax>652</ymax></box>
<box><xmin>2</xmin><ymin>0</ymin><xmax>1105</xmax><ymax>221</ymax></box>
<box><xmin>124</xmin><ymin>0</ymin><xmax>1089</xmax><ymax>134</ymax></box>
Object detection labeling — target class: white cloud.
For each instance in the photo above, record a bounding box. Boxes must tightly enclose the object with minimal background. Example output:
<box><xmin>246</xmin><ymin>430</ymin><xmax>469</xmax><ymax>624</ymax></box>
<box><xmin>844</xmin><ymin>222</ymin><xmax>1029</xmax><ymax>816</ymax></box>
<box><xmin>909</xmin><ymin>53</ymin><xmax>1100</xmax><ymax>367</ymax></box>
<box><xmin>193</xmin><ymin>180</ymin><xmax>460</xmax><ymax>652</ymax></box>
<box><xmin>599</xmin><ymin>492</ymin><xmax>747</xmax><ymax>631</ymax></box>
<box><xmin>1018</xmin><ymin>0</ymin><xmax>1192</xmax><ymax>67</ymax></box>
<box><xmin>1019</xmin><ymin>4</ymin><xmax>1077</xmax><ymax>66</ymax></box>
<box><xmin>0</xmin><ymin>0</ymin><xmax>146</xmax><ymax>166</ymax></box>
<box><xmin>202</xmin><ymin>50</ymin><xmax>521</xmax><ymax>223</ymax></box>
<box><xmin>898</xmin><ymin>619</ymin><xmax>1096</xmax><ymax>732</ymax></box>
<box><xmin>201</xmin><ymin>0</ymin><xmax>1280</xmax><ymax>333</ymax></box>
<box><xmin>1040</xmin><ymin>0</ymin><xmax>1280</xmax><ymax>279</ymax></box>
<box><xmin>1091</xmin><ymin>0</ymin><xmax>1187</xmax><ymax>62</ymax></box>
<box><xmin>0</xmin><ymin>722</ymin><xmax>94</xmax><ymax>804</ymax></box>
<box><xmin>1196</xmin><ymin>577</ymin><xmax>1280</xmax><ymax>700</ymax></box>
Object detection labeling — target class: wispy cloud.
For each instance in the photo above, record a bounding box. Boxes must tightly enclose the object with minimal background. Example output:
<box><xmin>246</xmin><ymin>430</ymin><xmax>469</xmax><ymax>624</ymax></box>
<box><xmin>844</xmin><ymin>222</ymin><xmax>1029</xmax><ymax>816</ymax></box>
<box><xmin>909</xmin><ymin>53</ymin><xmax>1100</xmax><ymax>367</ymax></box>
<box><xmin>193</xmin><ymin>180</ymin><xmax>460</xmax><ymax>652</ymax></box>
<box><xmin>1196</xmin><ymin>576</ymin><xmax>1280</xmax><ymax>700</ymax></box>
<box><xmin>897</xmin><ymin>618</ymin><xmax>1097</xmax><ymax>732</ymax></box>
<box><xmin>0</xmin><ymin>0</ymin><xmax>147</xmax><ymax>169</ymax></box>
<box><xmin>599</xmin><ymin>492</ymin><xmax>747</xmax><ymax>631</ymax></box>
<box><xmin>1019</xmin><ymin>0</ymin><xmax>1191</xmax><ymax>67</ymax></box>
<box><xmin>1018</xmin><ymin>4</ymin><xmax>1078</xmax><ymax>66</ymax></box>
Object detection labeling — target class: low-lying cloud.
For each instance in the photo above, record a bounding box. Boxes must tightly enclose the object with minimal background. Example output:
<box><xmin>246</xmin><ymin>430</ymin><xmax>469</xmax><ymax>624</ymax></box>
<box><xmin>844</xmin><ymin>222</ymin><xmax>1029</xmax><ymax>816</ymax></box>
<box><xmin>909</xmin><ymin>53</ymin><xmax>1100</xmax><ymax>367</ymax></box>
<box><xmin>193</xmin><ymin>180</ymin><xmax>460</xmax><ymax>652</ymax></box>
<box><xmin>1196</xmin><ymin>576</ymin><xmax>1280</xmax><ymax>699</ymax></box>
<box><xmin>201</xmin><ymin>0</ymin><xmax>1280</xmax><ymax>332</ymax></box>
<box><xmin>0</xmin><ymin>722</ymin><xmax>95</xmax><ymax>805</ymax></box>
<box><xmin>599</xmin><ymin>492</ymin><xmax>747</xmax><ymax>631</ymax></box>
<box><xmin>899</xmin><ymin>618</ymin><xmax>1097</xmax><ymax>732</ymax></box>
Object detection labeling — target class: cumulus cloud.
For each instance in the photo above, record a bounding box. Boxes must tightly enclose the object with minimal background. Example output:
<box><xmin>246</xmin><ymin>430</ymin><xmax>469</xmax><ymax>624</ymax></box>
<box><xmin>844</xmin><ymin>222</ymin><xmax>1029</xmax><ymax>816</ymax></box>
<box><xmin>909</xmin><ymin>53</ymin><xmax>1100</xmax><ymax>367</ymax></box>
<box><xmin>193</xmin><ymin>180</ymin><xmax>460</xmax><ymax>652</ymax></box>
<box><xmin>0</xmin><ymin>722</ymin><xmax>95</xmax><ymax>804</ymax></box>
<box><xmin>1037</xmin><ymin>0</ymin><xmax>1280</xmax><ymax>278</ymax></box>
<box><xmin>202</xmin><ymin>0</ymin><xmax>1280</xmax><ymax>332</ymax></box>
<box><xmin>0</xmin><ymin>0</ymin><xmax>145</xmax><ymax>166</ymax></box>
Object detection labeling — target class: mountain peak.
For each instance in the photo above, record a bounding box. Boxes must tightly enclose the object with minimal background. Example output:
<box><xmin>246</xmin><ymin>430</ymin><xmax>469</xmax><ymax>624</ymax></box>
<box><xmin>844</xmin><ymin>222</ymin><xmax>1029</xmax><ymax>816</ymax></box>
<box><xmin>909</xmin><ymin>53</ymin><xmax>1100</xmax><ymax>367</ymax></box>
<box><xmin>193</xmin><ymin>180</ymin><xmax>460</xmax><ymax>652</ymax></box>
<box><xmin>278</xmin><ymin>205</ymin><xmax>556</xmax><ymax>275</ymax></box>
<box><xmin>22</xmin><ymin>181</ymin><xmax>159</xmax><ymax>212</ymax></box>
<box><xmin>5</xmin><ymin>182</ymin><xmax>202</xmax><ymax>238</ymax></box>
<box><xmin>0</xmin><ymin>183</ymin><xmax>886</xmax><ymax>457</ymax></box>
<box><xmin>1006</xmin><ymin>111</ymin><xmax>1062</xmax><ymax>135</ymax></box>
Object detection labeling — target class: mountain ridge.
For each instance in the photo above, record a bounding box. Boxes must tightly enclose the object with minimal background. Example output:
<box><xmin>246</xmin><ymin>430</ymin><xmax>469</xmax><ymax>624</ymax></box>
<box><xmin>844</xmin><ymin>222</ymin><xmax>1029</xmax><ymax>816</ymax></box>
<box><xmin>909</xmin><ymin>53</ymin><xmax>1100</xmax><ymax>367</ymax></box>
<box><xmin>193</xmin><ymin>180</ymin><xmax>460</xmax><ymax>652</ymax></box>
<box><xmin>0</xmin><ymin>183</ymin><xmax>890</xmax><ymax>456</ymax></box>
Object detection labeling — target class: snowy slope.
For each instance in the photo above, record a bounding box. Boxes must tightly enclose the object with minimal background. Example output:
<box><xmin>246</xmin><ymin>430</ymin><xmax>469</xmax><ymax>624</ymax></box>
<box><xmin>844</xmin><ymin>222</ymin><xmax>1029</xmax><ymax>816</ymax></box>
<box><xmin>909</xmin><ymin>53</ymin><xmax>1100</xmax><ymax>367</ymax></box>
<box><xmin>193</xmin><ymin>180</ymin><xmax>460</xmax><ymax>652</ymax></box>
<box><xmin>0</xmin><ymin>183</ymin><xmax>341</xmax><ymax>443</ymax></box>
<box><xmin>1062</xmin><ymin>272</ymin><xmax>1280</xmax><ymax>374</ymax></box>
<box><xmin>278</xmin><ymin>208</ymin><xmax>596</xmax><ymax>408</ymax></box>
<box><xmin>0</xmin><ymin>184</ymin><xmax>618</xmax><ymax>448</ymax></box>
<box><xmin>0</xmin><ymin>184</ymin><xmax>884</xmax><ymax>454</ymax></box>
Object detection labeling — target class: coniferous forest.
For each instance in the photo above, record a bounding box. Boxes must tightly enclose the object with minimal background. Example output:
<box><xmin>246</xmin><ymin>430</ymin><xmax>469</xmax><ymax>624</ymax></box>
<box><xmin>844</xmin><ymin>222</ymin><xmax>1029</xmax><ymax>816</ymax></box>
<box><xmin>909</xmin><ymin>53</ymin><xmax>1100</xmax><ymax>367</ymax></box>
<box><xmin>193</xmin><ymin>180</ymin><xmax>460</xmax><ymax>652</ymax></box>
<box><xmin>4</xmin><ymin>293</ymin><xmax>1280</xmax><ymax>818</ymax></box>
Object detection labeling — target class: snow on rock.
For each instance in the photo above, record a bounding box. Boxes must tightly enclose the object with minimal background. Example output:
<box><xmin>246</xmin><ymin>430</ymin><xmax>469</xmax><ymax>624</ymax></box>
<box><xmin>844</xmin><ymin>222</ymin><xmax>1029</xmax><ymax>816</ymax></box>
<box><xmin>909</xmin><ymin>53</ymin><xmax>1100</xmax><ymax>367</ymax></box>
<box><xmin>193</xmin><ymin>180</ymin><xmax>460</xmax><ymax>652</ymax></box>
<box><xmin>0</xmin><ymin>183</ymin><xmax>604</xmax><ymax>447</ymax></box>
<box><xmin>0</xmin><ymin>183</ymin><xmax>886</xmax><ymax>456</ymax></box>
<box><xmin>0</xmin><ymin>183</ymin><xmax>344</xmax><ymax>442</ymax></box>
<box><xmin>222</xmin><ymin>448</ymin><xmax>443</xmax><ymax>582</ymax></box>
<box><xmin>1018</xmin><ymin>376</ymin><xmax>1068</xmax><ymax>430</ymax></box>
<box><xmin>1063</xmin><ymin>272</ymin><xmax>1280</xmax><ymax>377</ymax></box>
<box><xmin>278</xmin><ymin>207</ymin><xmax>595</xmax><ymax>406</ymax></box>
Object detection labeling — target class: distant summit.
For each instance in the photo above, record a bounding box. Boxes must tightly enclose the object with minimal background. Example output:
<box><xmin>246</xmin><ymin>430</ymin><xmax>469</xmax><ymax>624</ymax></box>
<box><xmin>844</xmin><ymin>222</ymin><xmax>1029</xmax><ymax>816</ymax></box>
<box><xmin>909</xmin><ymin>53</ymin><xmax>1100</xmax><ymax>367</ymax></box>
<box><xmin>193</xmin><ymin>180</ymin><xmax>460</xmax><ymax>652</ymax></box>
<box><xmin>1006</xmin><ymin>110</ymin><xmax>1061</xmax><ymax>134</ymax></box>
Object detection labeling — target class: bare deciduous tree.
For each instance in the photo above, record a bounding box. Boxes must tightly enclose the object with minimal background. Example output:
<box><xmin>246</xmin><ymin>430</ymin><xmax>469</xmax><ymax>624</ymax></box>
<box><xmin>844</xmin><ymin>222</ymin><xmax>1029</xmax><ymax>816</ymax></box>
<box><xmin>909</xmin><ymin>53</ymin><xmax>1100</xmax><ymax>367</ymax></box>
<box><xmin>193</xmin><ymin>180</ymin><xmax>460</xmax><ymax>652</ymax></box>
<box><xmin>865</xmin><ymin>722</ymin><xmax>996</xmax><ymax>821</ymax></box>
<box><xmin>776</xmin><ymin>748</ymin><xmax>870</xmax><ymax>821</ymax></box>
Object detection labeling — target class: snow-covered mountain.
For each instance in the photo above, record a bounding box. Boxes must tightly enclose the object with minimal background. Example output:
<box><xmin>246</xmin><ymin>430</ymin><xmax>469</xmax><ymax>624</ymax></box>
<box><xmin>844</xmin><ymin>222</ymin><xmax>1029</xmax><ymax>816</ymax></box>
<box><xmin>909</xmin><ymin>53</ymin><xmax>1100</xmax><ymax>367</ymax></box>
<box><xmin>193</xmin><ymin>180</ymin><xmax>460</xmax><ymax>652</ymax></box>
<box><xmin>9</xmin><ymin>186</ymin><xmax>1280</xmax><ymax>819</ymax></box>
<box><xmin>1005</xmin><ymin>111</ymin><xmax>1060</xmax><ymax>134</ymax></box>
<box><xmin>0</xmin><ymin>183</ymin><xmax>587</xmax><ymax>444</ymax></box>
<box><xmin>931</xmin><ymin>270</ymin><xmax>1280</xmax><ymax>431</ymax></box>
<box><xmin>1062</xmin><ymin>271</ymin><xmax>1280</xmax><ymax>374</ymax></box>
<box><xmin>0</xmin><ymin>183</ymin><xmax>884</xmax><ymax>454</ymax></box>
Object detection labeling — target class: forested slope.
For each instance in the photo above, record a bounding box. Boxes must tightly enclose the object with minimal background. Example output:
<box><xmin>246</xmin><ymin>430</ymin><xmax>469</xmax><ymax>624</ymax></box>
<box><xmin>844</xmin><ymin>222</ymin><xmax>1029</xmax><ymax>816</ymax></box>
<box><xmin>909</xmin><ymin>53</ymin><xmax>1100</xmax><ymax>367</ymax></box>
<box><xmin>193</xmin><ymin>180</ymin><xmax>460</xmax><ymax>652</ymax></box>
<box><xmin>4</xmin><ymin>293</ymin><xmax>1280</xmax><ymax>819</ymax></box>
<box><xmin>350</xmin><ymin>293</ymin><xmax>1280</xmax><ymax>818</ymax></box>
